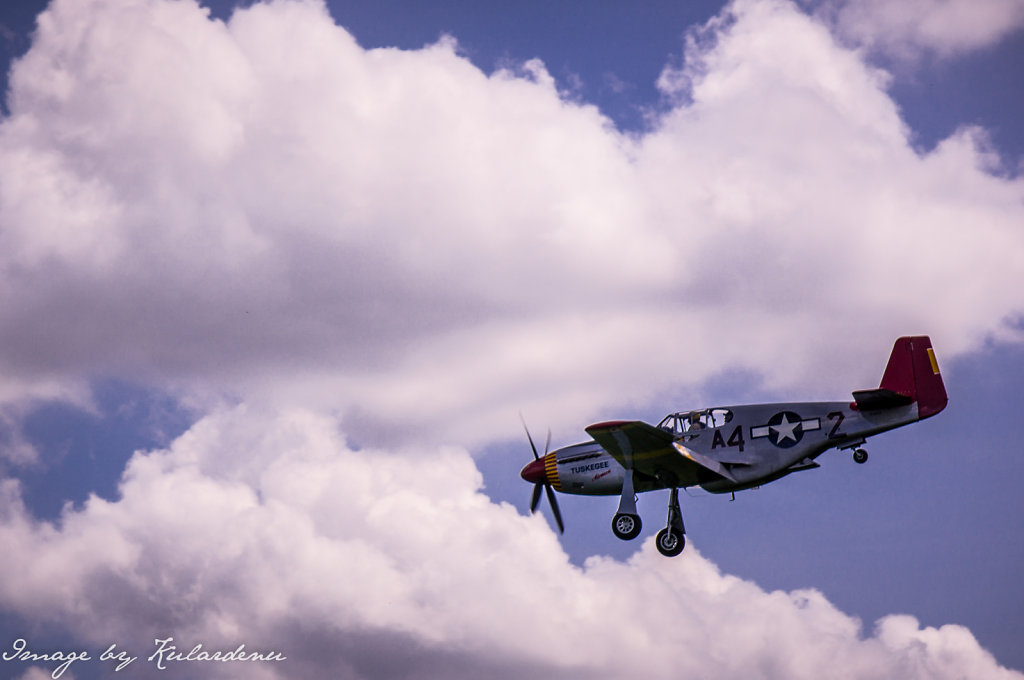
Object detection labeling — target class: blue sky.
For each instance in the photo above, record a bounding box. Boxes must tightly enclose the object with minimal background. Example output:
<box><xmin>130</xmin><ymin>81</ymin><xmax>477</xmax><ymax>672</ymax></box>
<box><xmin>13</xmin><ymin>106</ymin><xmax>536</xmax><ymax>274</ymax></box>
<box><xmin>1</xmin><ymin>0</ymin><xmax>1023</xmax><ymax>678</ymax></box>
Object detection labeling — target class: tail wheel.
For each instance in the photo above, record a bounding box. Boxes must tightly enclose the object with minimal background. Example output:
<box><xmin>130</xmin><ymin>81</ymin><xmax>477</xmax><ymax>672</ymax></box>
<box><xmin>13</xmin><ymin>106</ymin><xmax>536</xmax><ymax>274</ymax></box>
<box><xmin>612</xmin><ymin>513</ymin><xmax>642</xmax><ymax>540</ymax></box>
<box><xmin>656</xmin><ymin>528</ymin><xmax>685</xmax><ymax>557</ymax></box>
<box><xmin>853</xmin><ymin>449</ymin><xmax>868</xmax><ymax>464</ymax></box>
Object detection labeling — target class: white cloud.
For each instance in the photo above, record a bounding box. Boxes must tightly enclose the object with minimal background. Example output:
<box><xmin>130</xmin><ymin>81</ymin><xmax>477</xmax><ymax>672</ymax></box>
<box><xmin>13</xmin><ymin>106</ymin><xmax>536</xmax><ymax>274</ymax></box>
<box><xmin>0</xmin><ymin>1</ymin><xmax>1022</xmax><ymax>673</ymax></box>
<box><xmin>1</xmin><ymin>0</ymin><xmax>1022</xmax><ymax>449</ymax></box>
<box><xmin>813</xmin><ymin>0</ymin><xmax>1024</xmax><ymax>59</ymax></box>
<box><xmin>0</xmin><ymin>407</ymin><xmax>1019</xmax><ymax>679</ymax></box>
<box><xmin>14</xmin><ymin>667</ymin><xmax>75</xmax><ymax>680</ymax></box>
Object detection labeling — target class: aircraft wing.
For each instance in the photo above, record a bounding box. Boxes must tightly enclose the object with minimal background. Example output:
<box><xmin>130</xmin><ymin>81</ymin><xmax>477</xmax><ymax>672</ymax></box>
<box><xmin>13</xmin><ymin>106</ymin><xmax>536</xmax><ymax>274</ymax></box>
<box><xmin>585</xmin><ymin>420</ymin><xmax>737</xmax><ymax>487</ymax></box>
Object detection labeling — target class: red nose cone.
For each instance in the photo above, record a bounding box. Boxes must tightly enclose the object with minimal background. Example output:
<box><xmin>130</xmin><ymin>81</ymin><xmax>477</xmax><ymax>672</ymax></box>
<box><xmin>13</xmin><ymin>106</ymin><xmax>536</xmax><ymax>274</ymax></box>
<box><xmin>520</xmin><ymin>458</ymin><xmax>547</xmax><ymax>484</ymax></box>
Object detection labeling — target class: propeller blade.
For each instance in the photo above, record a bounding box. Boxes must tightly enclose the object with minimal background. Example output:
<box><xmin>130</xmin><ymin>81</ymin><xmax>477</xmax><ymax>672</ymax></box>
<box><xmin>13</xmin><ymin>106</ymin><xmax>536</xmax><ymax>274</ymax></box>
<box><xmin>521</xmin><ymin>414</ymin><xmax>540</xmax><ymax>461</ymax></box>
<box><xmin>544</xmin><ymin>483</ymin><xmax>565</xmax><ymax>534</ymax></box>
<box><xmin>521</xmin><ymin>415</ymin><xmax>564</xmax><ymax>534</ymax></box>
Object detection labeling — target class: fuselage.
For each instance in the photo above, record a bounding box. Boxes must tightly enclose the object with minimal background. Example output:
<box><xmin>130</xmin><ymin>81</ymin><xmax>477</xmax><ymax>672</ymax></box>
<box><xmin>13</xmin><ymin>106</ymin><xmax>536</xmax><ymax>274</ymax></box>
<box><xmin>527</xmin><ymin>399</ymin><xmax>923</xmax><ymax>496</ymax></box>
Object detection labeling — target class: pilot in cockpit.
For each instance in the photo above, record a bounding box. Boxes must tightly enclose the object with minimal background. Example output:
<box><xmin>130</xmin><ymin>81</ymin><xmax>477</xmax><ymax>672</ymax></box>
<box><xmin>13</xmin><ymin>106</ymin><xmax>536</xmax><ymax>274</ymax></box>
<box><xmin>688</xmin><ymin>413</ymin><xmax>705</xmax><ymax>430</ymax></box>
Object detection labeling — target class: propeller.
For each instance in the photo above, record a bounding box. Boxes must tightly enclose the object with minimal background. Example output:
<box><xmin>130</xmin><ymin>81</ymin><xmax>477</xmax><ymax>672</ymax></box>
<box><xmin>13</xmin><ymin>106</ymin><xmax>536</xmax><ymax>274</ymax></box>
<box><xmin>520</xmin><ymin>417</ymin><xmax>564</xmax><ymax>534</ymax></box>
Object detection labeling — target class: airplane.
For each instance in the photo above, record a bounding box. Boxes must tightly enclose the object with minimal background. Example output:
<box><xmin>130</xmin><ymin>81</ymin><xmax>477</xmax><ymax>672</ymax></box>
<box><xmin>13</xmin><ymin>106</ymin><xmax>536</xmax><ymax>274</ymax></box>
<box><xmin>520</xmin><ymin>336</ymin><xmax>947</xmax><ymax>557</ymax></box>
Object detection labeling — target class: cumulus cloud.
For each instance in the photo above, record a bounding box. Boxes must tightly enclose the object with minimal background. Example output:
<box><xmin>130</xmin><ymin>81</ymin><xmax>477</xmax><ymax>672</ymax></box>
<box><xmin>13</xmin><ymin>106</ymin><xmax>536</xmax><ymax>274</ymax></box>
<box><xmin>0</xmin><ymin>0</ymin><xmax>1023</xmax><ymax>675</ymax></box>
<box><xmin>14</xmin><ymin>668</ymin><xmax>75</xmax><ymax>680</ymax></box>
<box><xmin>1</xmin><ymin>407</ymin><xmax>1020</xmax><ymax>680</ymax></box>
<box><xmin>0</xmin><ymin>0</ymin><xmax>1022</xmax><ymax>448</ymax></box>
<box><xmin>813</xmin><ymin>0</ymin><xmax>1024</xmax><ymax>59</ymax></box>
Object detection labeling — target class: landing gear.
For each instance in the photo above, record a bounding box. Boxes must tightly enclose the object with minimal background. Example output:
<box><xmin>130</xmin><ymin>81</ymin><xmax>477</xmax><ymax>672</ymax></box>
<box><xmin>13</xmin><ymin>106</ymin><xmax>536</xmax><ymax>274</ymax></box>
<box><xmin>612</xmin><ymin>467</ymin><xmax>642</xmax><ymax>540</ymax></box>
<box><xmin>853</xmin><ymin>448</ymin><xmax>869</xmax><ymax>464</ymax></box>
<box><xmin>656</xmin><ymin>487</ymin><xmax>687</xmax><ymax>557</ymax></box>
<box><xmin>612</xmin><ymin>513</ymin><xmax>642</xmax><ymax>540</ymax></box>
<box><xmin>656</xmin><ymin>528</ymin><xmax>685</xmax><ymax>557</ymax></box>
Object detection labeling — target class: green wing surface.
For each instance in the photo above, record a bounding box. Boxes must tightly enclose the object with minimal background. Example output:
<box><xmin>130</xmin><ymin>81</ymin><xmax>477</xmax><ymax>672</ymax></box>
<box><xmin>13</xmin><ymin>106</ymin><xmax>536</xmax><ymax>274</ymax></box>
<box><xmin>584</xmin><ymin>420</ymin><xmax>736</xmax><ymax>487</ymax></box>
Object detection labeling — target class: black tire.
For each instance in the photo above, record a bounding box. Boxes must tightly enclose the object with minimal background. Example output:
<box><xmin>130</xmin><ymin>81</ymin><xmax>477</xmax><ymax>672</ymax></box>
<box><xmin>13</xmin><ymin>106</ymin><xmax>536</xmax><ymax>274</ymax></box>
<box><xmin>853</xmin><ymin>449</ymin><xmax>868</xmax><ymax>464</ymax></box>
<box><xmin>656</xmin><ymin>528</ymin><xmax>685</xmax><ymax>557</ymax></box>
<box><xmin>611</xmin><ymin>513</ymin><xmax>642</xmax><ymax>540</ymax></box>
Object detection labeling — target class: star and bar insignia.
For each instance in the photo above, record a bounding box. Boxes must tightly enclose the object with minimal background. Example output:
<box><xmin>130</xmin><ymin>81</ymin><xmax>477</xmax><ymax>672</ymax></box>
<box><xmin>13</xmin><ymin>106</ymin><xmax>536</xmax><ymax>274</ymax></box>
<box><xmin>751</xmin><ymin>411</ymin><xmax>820</xmax><ymax>448</ymax></box>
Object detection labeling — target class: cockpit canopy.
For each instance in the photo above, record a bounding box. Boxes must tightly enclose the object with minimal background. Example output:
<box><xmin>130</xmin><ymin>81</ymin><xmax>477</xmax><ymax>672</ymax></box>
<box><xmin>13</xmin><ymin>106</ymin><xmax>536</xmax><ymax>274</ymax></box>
<box><xmin>657</xmin><ymin>408</ymin><xmax>734</xmax><ymax>436</ymax></box>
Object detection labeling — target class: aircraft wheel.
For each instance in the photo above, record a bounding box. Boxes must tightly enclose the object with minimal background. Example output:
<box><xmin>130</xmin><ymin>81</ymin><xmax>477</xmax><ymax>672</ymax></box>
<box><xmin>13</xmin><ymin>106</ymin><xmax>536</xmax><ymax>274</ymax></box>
<box><xmin>656</xmin><ymin>528</ymin><xmax>685</xmax><ymax>557</ymax></box>
<box><xmin>612</xmin><ymin>513</ymin><xmax>642</xmax><ymax>540</ymax></box>
<box><xmin>853</xmin><ymin>449</ymin><xmax>868</xmax><ymax>464</ymax></box>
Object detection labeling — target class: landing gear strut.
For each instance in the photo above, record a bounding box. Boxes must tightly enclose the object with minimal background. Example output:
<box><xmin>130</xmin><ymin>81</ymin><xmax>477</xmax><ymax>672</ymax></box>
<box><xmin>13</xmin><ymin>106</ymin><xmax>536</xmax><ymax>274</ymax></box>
<box><xmin>656</xmin><ymin>487</ymin><xmax>686</xmax><ymax>557</ymax></box>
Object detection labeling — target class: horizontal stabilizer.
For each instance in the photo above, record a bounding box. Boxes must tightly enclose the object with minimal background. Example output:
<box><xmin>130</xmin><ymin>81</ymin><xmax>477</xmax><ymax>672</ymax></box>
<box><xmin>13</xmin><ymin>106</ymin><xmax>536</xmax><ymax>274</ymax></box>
<box><xmin>852</xmin><ymin>388</ymin><xmax>914</xmax><ymax>411</ymax></box>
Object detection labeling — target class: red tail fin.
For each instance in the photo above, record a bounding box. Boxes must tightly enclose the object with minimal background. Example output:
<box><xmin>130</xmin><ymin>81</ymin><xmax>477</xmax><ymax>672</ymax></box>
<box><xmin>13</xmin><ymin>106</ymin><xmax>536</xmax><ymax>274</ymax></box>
<box><xmin>878</xmin><ymin>335</ymin><xmax>948</xmax><ymax>419</ymax></box>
